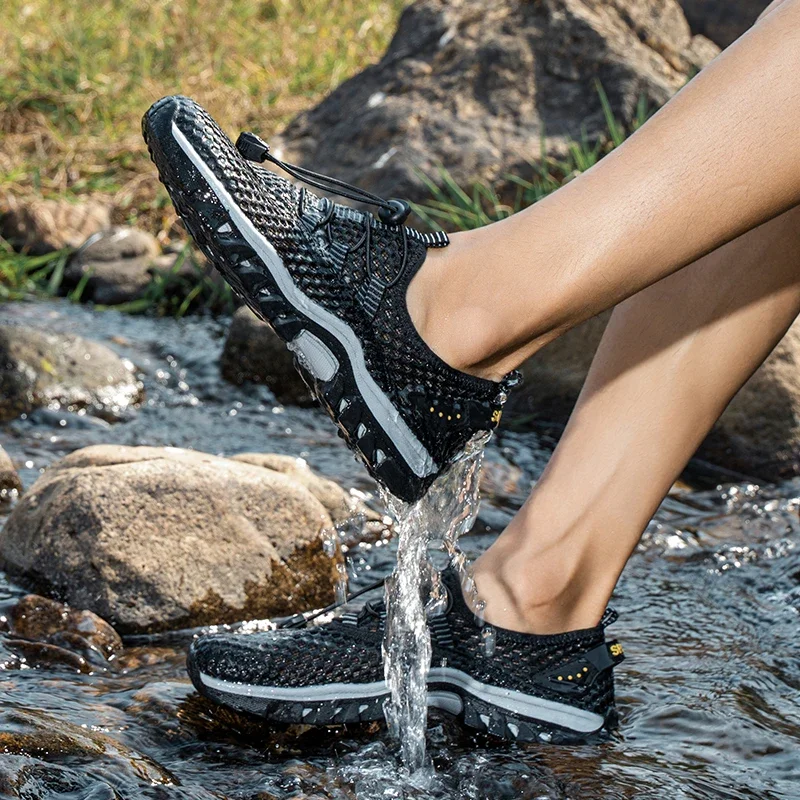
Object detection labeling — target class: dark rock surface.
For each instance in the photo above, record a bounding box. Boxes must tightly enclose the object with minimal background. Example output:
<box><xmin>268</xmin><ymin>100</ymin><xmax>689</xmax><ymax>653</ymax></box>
<box><xmin>0</xmin><ymin>324</ymin><xmax>142</xmax><ymax>422</ymax></box>
<box><xmin>274</xmin><ymin>0</ymin><xmax>719</xmax><ymax>207</ymax></box>
<box><xmin>0</xmin><ymin>445</ymin><xmax>342</xmax><ymax>633</ymax></box>
<box><xmin>220</xmin><ymin>306</ymin><xmax>312</xmax><ymax>405</ymax></box>
<box><xmin>678</xmin><ymin>0</ymin><xmax>769</xmax><ymax>48</ymax></box>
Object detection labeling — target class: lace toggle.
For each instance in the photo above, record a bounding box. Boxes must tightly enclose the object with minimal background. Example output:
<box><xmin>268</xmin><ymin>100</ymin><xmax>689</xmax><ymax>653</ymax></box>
<box><xmin>236</xmin><ymin>131</ymin><xmax>411</xmax><ymax>226</ymax></box>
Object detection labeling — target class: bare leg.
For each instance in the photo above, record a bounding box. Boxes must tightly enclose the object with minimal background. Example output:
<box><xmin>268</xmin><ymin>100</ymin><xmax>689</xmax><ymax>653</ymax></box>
<box><xmin>408</xmin><ymin>0</ymin><xmax>800</xmax><ymax>380</ymax></box>
<box><xmin>470</xmin><ymin>205</ymin><xmax>800</xmax><ymax>634</ymax></box>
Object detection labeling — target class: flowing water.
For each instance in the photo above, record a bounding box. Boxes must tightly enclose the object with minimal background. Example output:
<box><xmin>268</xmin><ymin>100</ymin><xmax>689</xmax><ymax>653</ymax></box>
<box><xmin>381</xmin><ymin>433</ymin><xmax>487</xmax><ymax>773</ymax></box>
<box><xmin>1</xmin><ymin>300</ymin><xmax>800</xmax><ymax>799</ymax></box>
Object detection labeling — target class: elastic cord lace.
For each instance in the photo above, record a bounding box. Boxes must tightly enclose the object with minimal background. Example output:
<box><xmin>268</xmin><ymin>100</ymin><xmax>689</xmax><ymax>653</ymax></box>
<box><xmin>236</xmin><ymin>131</ymin><xmax>411</xmax><ymax>226</ymax></box>
<box><xmin>277</xmin><ymin>575</ymin><xmax>387</xmax><ymax>630</ymax></box>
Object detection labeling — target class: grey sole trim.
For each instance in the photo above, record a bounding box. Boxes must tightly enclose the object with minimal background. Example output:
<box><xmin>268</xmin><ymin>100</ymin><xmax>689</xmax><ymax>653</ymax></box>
<box><xmin>199</xmin><ymin>672</ymin><xmax>389</xmax><ymax>701</ymax></box>
<box><xmin>288</xmin><ymin>330</ymin><xmax>339</xmax><ymax>382</ymax></box>
<box><xmin>428</xmin><ymin>667</ymin><xmax>604</xmax><ymax>734</ymax></box>
<box><xmin>197</xmin><ymin>667</ymin><xmax>603</xmax><ymax>734</ymax></box>
<box><xmin>171</xmin><ymin>122</ymin><xmax>436</xmax><ymax>480</ymax></box>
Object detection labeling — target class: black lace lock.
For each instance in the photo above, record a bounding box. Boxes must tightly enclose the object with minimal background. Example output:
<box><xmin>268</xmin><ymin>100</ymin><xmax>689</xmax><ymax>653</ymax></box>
<box><xmin>378</xmin><ymin>198</ymin><xmax>411</xmax><ymax>226</ymax></box>
<box><xmin>236</xmin><ymin>131</ymin><xmax>271</xmax><ymax>163</ymax></box>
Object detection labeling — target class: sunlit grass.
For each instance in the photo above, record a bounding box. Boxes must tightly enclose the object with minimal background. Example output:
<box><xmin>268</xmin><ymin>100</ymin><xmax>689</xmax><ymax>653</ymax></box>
<box><xmin>0</xmin><ymin>0</ymin><xmax>407</xmax><ymax>232</ymax></box>
<box><xmin>0</xmin><ymin>236</ymin><xmax>234</xmax><ymax>317</ymax></box>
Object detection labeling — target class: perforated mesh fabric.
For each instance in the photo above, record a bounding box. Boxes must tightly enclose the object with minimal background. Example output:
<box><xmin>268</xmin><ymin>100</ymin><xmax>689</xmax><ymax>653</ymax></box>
<box><xmin>166</xmin><ymin>98</ymin><xmax>509</xmax><ymax>467</ymax></box>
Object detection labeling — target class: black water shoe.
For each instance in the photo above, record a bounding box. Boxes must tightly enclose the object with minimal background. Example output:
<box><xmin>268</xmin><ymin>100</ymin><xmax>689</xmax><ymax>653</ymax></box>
<box><xmin>142</xmin><ymin>96</ymin><xmax>517</xmax><ymax>502</ymax></box>
<box><xmin>187</xmin><ymin>568</ymin><xmax>624</xmax><ymax>743</ymax></box>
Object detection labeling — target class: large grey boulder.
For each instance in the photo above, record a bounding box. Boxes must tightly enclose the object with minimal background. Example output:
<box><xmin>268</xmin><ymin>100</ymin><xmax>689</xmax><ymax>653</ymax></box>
<box><xmin>230</xmin><ymin>452</ymin><xmax>364</xmax><ymax>526</ymax></box>
<box><xmin>0</xmin><ymin>325</ymin><xmax>143</xmax><ymax>422</ymax></box>
<box><xmin>678</xmin><ymin>0</ymin><xmax>769</xmax><ymax>48</ymax></box>
<box><xmin>274</xmin><ymin>0</ymin><xmax>718</xmax><ymax>206</ymax></box>
<box><xmin>512</xmin><ymin>314</ymin><xmax>800</xmax><ymax>482</ymax></box>
<box><xmin>220</xmin><ymin>306</ymin><xmax>312</xmax><ymax>405</ymax></box>
<box><xmin>0</xmin><ymin>445</ymin><xmax>342</xmax><ymax>633</ymax></box>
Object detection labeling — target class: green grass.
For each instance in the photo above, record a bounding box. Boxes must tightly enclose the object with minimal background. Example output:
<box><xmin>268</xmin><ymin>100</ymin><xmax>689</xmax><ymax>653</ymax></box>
<box><xmin>0</xmin><ymin>241</ymin><xmax>71</xmax><ymax>302</ymax></box>
<box><xmin>0</xmin><ymin>0</ymin><xmax>406</xmax><ymax>315</ymax></box>
<box><xmin>0</xmin><ymin>238</ymin><xmax>234</xmax><ymax>317</ymax></box>
<box><xmin>0</xmin><ymin>0</ymin><xmax>408</xmax><ymax>232</ymax></box>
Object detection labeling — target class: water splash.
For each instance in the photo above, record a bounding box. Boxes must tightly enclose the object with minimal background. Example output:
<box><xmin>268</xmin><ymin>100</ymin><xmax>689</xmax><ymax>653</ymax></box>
<box><xmin>321</xmin><ymin>526</ymin><xmax>348</xmax><ymax>607</ymax></box>
<box><xmin>380</xmin><ymin>433</ymin><xmax>488</xmax><ymax>772</ymax></box>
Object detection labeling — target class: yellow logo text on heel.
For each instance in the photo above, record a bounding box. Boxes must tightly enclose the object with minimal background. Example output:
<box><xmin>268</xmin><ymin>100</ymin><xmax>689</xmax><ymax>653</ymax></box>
<box><xmin>491</xmin><ymin>409</ymin><xmax>502</xmax><ymax>425</ymax></box>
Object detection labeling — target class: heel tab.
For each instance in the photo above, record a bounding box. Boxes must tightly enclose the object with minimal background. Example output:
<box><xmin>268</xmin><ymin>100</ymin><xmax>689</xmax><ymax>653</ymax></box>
<box><xmin>600</xmin><ymin>608</ymin><xmax>619</xmax><ymax>629</ymax></box>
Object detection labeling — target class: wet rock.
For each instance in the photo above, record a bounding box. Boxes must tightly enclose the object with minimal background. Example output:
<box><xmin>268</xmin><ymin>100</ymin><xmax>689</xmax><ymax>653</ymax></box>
<box><xmin>114</xmin><ymin>645</ymin><xmax>180</xmax><ymax>672</ymax></box>
<box><xmin>230</xmin><ymin>452</ymin><xmax>380</xmax><ymax>527</ymax></box>
<box><xmin>0</xmin><ymin>324</ymin><xmax>143</xmax><ymax>422</ymax></box>
<box><xmin>221</xmin><ymin>305</ymin><xmax>312</xmax><ymax>405</ymax></box>
<box><xmin>274</xmin><ymin>0</ymin><xmax>719</xmax><ymax>206</ymax></box>
<box><xmin>678</xmin><ymin>0</ymin><xmax>768</xmax><ymax>48</ymax></box>
<box><xmin>0</xmin><ymin>708</ymin><xmax>176</xmax><ymax>786</ymax></box>
<box><xmin>2</xmin><ymin>639</ymin><xmax>92</xmax><ymax>673</ymax></box>
<box><xmin>511</xmin><ymin>315</ymin><xmax>800</xmax><ymax>482</ymax></box>
<box><xmin>479</xmin><ymin>459</ymin><xmax>527</xmax><ymax>506</ymax></box>
<box><xmin>64</xmin><ymin>226</ymin><xmax>167</xmax><ymax>305</ymax></box>
<box><xmin>0</xmin><ymin>445</ymin><xmax>22</xmax><ymax>505</ymax></box>
<box><xmin>0</xmin><ymin>444</ymin><xmax>340</xmax><ymax>633</ymax></box>
<box><xmin>5</xmin><ymin>594</ymin><xmax>122</xmax><ymax>661</ymax></box>
<box><xmin>0</xmin><ymin>196</ymin><xmax>111</xmax><ymax>254</ymax></box>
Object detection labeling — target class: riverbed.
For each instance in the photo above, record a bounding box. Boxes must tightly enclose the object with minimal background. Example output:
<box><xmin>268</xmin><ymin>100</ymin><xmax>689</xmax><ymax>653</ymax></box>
<box><xmin>1</xmin><ymin>300</ymin><xmax>799</xmax><ymax>799</ymax></box>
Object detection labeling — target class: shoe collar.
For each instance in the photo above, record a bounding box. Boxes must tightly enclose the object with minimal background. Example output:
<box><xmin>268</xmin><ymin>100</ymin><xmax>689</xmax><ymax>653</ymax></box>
<box><xmin>438</xmin><ymin>564</ymin><xmax>619</xmax><ymax>644</ymax></box>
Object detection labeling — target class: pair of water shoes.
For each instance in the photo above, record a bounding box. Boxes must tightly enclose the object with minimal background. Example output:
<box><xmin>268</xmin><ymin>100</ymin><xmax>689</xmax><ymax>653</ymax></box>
<box><xmin>142</xmin><ymin>96</ymin><xmax>624</xmax><ymax>742</ymax></box>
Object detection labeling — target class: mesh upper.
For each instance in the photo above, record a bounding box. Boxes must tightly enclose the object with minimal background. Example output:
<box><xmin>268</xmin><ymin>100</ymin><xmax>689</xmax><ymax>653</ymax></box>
<box><xmin>170</xmin><ymin>99</ymin><xmax>506</xmax><ymax>467</ymax></box>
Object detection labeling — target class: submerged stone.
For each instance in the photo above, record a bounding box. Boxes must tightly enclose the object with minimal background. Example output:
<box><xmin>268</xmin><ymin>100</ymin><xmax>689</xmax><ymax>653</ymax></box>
<box><xmin>0</xmin><ymin>325</ymin><xmax>143</xmax><ymax>422</ymax></box>
<box><xmin>6</xmin><ymin>594</ymin><xmax>122</xmax><ymax>662</ymax></box>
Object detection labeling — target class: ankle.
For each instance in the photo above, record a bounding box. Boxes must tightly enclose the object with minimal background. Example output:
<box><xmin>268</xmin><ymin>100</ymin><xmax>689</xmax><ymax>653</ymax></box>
<box><xmin>469</xmin><ymin>532</ymin><xmax>613</xmax><ymax>635</ymax></box>
<box><xmin>406</xmin><ymin>232</ymin><xmax>510</xmax><ymax>381</ymax></box>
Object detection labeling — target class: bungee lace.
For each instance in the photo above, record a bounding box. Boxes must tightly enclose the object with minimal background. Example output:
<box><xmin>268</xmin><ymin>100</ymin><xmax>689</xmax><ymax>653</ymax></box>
<box><xmin>236</xmin><ymin>131</ymin><xmax>411</xmax><ymax>226</ymax></box>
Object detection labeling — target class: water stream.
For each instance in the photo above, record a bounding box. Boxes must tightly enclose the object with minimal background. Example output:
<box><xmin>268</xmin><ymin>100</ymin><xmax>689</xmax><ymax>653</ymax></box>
<box><xmin>1</xmin><ymin>299</ymin><xmax>800</xmax><ymax>799</ymax></box>
<box><xmin>381</xmin><ymin>433</ymin><xmax>487</xmax><ymax>773</ymax></box>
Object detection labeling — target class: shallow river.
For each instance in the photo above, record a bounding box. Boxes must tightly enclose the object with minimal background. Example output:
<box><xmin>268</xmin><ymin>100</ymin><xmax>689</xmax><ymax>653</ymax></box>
<box><xmin>1</xmin><ymin>300</ymin><xmax>799</xmax><ymax>799</ymax></box>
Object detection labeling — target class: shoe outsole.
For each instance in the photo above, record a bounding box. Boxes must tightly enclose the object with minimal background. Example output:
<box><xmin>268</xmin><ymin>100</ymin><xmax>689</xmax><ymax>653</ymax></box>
<box><xmin>142</xmin><ymin>96</ymin><xmax>435</xmax><ymax>503</ymax></box>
